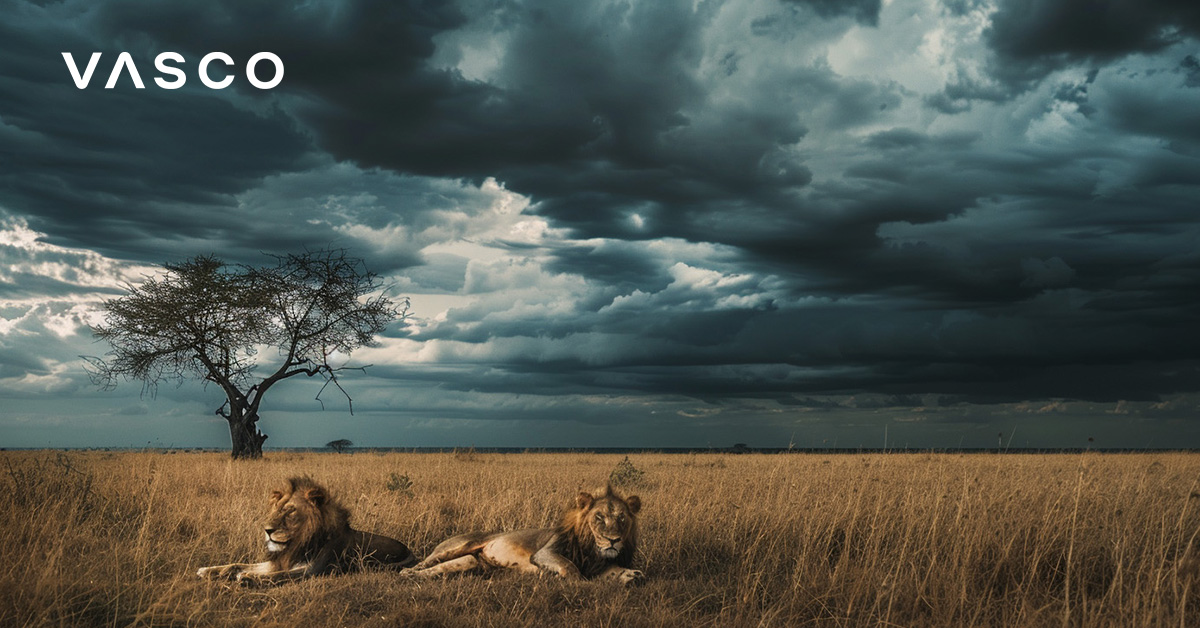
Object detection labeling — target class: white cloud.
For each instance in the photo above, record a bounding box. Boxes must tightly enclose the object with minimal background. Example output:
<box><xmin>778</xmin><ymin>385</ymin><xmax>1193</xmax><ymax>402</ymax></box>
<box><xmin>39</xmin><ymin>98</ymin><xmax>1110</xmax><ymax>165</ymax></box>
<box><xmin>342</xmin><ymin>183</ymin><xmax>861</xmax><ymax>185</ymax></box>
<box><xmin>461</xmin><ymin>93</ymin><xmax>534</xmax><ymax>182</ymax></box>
<box><xmin>0</xmin><ymin>215</ymin><xmax>156</xmax><ymax>302</ymax></box>
<box><xmin>605</xmin><ymin>262</ymin><xmax>778</xmax><ymax>312</ymax></box>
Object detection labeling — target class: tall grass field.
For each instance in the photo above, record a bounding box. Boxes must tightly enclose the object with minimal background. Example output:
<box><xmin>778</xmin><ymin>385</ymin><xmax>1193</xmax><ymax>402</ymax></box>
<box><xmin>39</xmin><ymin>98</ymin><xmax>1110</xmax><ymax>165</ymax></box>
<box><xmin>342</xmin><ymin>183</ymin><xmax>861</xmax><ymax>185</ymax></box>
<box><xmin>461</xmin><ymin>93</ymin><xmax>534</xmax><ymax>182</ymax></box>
<box><xmin>3</xmin><ymin>450</ymin><xmax>1199</xmax><ymax>626</ymax></box>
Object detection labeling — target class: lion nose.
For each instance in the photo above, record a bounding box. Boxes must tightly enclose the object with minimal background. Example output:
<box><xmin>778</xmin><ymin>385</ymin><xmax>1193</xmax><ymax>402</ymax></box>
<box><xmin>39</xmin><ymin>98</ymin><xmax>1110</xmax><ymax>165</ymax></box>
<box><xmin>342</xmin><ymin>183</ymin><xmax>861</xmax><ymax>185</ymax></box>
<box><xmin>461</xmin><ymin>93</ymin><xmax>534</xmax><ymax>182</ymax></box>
<box><xmin>264</xmin><ymin>527</ymin><xmax>275</xmax><ymax>535</ymax></box>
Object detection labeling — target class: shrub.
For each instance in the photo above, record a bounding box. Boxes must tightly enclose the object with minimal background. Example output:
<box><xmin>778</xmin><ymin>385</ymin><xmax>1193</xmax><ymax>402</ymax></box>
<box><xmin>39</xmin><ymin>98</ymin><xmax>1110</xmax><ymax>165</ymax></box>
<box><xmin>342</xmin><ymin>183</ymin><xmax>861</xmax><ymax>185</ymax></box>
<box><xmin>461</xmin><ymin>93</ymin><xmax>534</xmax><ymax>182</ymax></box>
<box><xmin>385</xmin><ymin>472</ymin><xmax>414</xmax><ymax>498</ymax></box>
<box><xmin>609</xmin><ymin>456</ymin><xmax>645</xmax><ymax>487</ymax></box>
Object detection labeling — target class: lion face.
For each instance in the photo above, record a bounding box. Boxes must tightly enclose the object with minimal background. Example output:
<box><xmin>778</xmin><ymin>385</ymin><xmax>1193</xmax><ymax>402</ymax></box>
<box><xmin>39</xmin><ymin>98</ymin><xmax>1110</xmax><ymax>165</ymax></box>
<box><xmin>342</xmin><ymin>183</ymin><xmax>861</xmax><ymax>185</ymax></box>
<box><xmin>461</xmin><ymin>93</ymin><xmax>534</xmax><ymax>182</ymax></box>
<box><xmin>575</xmin><ymin>487</ymin><xmax>641</xmax><ymax>560</ymax></box>
<box><xmin>261</xmin><ymin>477</ymin><xmax>341</xmax><ymax>560</ymax></box>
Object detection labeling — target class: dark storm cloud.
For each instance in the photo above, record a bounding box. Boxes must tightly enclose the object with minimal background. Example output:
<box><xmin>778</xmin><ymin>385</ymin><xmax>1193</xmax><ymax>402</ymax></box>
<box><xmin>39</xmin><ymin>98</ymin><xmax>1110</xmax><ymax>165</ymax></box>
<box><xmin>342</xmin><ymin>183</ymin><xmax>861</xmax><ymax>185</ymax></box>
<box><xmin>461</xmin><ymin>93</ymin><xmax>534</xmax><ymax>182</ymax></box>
<box><xmin>414</xmin><ymin>293</ymin><xmax>1200</xmax><ymax>404</ymax></box>
<box><xmin>0</xmin><ymin>338</ymin><xmax>48</xmax><ymax>378</ymax></box>
<box><xmin>940</xmin><ymin>0</ymin><xmax>1200</xmax><ymax>103</ymax></box>
<box><xmin>341</xmin><ymin>0</ymin><xmax>1199</xmax><ymax>406</ymax></box>
<box><xmin>0</xmin><ymin>3</ymin><xmax>313</xmax><ymax>259</ymax></box>
<box><xmin>1</xmin><ymin>1</ymin><xmax>489</xmax><ymax>270</ymax></box>
<box><xmin>780</xmin><ymin>0</ymin><xmax>882</xmax><ymax>26</ymax></box>
<box><xmin>926</xmin><ymin>1</ymin><xmax>1200</xmax><ymax>109</ymax></box>
<box><xmin>393</xmin><ymin>356</ymin><xmax>1200</xmax><ymax>407</ymax></box>
<box><xmin>544</xmin><ymin>241</ymin><xmax>675</xmax><ymax>293</ymax></box>
<box><xmin>863</xmin><ymin>128</ymin><xmax>928</xmax><ymax>150</ymax></box>
<box><xmin>84</xmin><ymin>0</ymin><xmax>489</xmax><ymax>176</ymax></box>
<box><xmin>9</xmin><ymin>0</ymin><xmax>888</xmax><ymax>268</ymax></box>
<box><xmin>986</xmin><ymin>0</ymin><xmax>1200</xmax><ymax>72</ymax></box>
<box><xmin>5</xmin><ymin>0</ymin><xmax>1200</xmax><ymax>426</ymax></box>
<box><xmin>86</xmin><ymin>0</ymin><xmax>834</xmax><ymax>246</ymax></box>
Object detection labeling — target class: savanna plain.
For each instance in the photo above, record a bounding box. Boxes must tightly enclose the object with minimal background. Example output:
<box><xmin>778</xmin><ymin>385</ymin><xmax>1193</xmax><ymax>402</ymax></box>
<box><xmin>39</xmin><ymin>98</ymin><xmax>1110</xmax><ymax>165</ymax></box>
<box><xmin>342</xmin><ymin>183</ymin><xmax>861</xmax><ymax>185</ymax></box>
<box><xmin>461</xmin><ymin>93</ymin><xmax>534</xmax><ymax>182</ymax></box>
<box><xmin>4</xmin><ymin>450</ymin><xmax>1200</xmax><ymax>627</ymax></box>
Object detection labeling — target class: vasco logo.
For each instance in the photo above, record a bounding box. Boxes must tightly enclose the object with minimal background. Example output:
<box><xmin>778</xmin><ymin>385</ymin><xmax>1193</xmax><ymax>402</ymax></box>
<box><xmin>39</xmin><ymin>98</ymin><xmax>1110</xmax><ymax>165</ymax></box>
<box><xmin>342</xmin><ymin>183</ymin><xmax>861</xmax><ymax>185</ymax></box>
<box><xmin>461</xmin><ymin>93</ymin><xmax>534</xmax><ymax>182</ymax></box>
<box><xmin>61</xmin><ymin>52</ymin><xmax>284</xmax><ymax>90</ymax></box>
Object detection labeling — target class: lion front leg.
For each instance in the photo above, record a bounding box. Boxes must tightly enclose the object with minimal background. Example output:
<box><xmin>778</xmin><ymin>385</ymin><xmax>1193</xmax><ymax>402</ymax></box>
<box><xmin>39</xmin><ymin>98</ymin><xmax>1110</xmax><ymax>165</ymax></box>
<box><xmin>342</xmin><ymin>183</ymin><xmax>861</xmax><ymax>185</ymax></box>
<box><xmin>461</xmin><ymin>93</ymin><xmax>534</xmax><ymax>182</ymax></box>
<box><xmin>197</xmin><ymin>561</ymin><xmax>273</xmax><ymax>580</ymax></box>
<box><xmin>237</xmin><ymin>547</ymin><xmax>338</xmax><ymax>586</ymax></box>
<box><xmin>530</xmin><ymin>546</ymin><xmax>583</xmax><ymax>579</ymax></box>
<box><xmin>235</xmin><ymin>564</ymin><xmax>311</xmax><ymax>587</ymax></box>
<box><xmin>598</xmin><ymin>564</ymin><xmax>645</xmax><ymax>586</ymax></box>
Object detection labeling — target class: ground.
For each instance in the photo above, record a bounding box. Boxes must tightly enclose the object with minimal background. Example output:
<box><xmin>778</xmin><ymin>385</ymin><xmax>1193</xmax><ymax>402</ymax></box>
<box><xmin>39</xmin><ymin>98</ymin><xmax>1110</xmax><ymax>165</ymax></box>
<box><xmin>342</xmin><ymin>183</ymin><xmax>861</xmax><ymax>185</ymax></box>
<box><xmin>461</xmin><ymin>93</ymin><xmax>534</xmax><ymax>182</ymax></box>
<box><xmin>2</xmin><ymin>450</ymin><xmax>1199</xmax><ymax>627</ymax></box>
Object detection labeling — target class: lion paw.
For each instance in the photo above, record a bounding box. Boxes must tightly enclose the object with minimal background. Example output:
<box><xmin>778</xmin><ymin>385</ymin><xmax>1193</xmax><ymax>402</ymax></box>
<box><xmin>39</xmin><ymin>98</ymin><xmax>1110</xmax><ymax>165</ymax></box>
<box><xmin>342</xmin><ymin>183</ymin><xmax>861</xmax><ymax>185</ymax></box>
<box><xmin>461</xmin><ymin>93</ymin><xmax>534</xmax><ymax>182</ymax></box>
<box><xmin>619</xmin><ymin>569</ymin><xmax>645</xmax><ymax>586</ymax></box>
<box><xmin>197</xmin><ymin>565</ymin><xmax>241</xmax><ymax>580</ymax></box>
<box><xmin>399</xmin><ymin>567</ymin><xmax>435</xmax><ymax>579</ymax></box>
<box><xmin>235</xmin><ymin>572</ymin><xmax>265</xmax><ymax>587</ymax></box>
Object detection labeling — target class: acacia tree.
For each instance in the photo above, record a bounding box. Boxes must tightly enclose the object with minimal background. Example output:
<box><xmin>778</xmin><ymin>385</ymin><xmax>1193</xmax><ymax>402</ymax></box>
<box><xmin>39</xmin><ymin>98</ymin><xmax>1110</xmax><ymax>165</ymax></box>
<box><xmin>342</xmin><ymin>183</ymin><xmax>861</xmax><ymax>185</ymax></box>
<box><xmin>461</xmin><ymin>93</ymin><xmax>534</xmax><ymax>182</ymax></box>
<box><xmin>326</xmin><ymin>439</ymin><xmax>353</xmax><ymax>453</ymax></box>
<box><xmin>85</xmin><ymin>249</ymin><xmax>403</xmax><ymax>459</ymax></box>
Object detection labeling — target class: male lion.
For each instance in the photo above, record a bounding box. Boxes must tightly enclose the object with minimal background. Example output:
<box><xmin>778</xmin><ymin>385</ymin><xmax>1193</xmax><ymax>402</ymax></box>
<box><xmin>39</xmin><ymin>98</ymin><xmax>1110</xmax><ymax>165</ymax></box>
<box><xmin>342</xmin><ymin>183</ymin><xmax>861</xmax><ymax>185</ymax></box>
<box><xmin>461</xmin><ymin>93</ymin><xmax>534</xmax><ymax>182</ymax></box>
<box><xmin>197</xmin><ymin>476</ymin><xmax>417</xmax><ymax>586</ymax></box>
<box><xmin>406</xmin><ymin>484</ymin><xmax>644</xmax><ymax>585</ymax></box>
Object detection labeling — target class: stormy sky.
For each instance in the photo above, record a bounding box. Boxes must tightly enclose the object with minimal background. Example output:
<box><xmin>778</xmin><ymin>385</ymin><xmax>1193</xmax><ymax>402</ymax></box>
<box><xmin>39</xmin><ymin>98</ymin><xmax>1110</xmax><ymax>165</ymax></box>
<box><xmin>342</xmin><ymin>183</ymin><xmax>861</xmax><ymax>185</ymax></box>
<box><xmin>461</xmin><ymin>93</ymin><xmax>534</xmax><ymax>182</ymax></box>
<box><xmin>2</xmin><ymin>0</ymin><xmax>1199</xmax><ymax>450</ymax></box>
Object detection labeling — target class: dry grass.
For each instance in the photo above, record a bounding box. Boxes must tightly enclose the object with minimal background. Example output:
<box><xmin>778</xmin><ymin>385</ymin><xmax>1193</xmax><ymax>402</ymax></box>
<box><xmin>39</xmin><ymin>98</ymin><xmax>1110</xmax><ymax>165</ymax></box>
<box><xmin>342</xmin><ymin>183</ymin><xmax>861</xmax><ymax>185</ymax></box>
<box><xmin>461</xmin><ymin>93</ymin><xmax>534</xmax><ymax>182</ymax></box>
<box><xmin>2</xmin><ymin>450</ymin><xmax>1200</xmax><ymax>627</ymax></box>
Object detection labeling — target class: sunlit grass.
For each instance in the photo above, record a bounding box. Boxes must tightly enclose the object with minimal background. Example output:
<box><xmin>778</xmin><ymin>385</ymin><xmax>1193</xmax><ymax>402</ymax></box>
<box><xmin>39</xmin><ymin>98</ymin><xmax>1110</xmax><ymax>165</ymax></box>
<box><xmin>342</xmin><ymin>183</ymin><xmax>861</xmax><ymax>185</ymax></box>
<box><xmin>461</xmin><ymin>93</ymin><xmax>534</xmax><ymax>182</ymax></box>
<box><xmin>2</xmin><ymin>450</ymin><xmax>1199</xmax><ymax>626</ymax></box>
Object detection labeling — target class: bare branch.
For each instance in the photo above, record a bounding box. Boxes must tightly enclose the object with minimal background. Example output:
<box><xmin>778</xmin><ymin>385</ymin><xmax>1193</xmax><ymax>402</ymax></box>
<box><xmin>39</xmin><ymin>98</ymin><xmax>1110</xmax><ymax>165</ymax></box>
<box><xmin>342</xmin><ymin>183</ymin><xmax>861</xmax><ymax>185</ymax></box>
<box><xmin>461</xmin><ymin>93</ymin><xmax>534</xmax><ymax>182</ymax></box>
<box><xmin>313</xmin><ymin>364</ymin><xmax>369</xmax><ymax>415</ymax></box>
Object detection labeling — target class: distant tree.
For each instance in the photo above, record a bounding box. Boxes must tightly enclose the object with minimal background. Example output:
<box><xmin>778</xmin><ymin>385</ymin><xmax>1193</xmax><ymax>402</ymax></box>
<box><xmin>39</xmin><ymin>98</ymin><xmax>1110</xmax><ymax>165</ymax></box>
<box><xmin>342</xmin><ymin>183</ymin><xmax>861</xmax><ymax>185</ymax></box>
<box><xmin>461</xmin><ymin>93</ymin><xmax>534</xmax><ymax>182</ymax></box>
<box><xmin>84</xmin><ymin>249</ymin><xmax>405</xmax><ymax>459</ymax></box>
<box><xmin>327</xmin><ymin>439</ymin><xmax>353</xmax><ymax>454</ymax></box>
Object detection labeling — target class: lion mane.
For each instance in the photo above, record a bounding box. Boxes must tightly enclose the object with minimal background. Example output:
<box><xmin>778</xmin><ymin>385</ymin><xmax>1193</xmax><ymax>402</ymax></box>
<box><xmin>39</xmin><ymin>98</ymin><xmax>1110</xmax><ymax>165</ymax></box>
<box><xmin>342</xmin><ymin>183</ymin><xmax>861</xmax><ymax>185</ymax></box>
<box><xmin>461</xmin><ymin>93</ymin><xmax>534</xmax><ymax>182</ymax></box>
<box><xmin>551</xmin><ymin>484</ymin><xmax>640</xmax><ymax>577</ymax></box>
<box><xmin>406</xmin><ymin>483</ymin><xmax>645</xmax><ymax>585</ymax></box>
<box><xmin>197</xmin><ymin>476</ymin><xmax>416</xmax><ymax>585</ymax></box>
<box><xmin>264</xmin><ymin>476</ymin><xmax>350</xmax><ymax>571</ymax></box>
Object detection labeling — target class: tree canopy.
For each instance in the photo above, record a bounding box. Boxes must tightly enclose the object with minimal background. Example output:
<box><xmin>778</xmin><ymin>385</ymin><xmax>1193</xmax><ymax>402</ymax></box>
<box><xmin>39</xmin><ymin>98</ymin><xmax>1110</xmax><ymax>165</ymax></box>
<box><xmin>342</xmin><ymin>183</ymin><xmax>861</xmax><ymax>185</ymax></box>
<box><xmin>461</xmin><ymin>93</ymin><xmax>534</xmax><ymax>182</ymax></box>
<box><xmin>326</xmin><ymin>439</ymin><xmax>354</xmax><ymax>453</ymax></box>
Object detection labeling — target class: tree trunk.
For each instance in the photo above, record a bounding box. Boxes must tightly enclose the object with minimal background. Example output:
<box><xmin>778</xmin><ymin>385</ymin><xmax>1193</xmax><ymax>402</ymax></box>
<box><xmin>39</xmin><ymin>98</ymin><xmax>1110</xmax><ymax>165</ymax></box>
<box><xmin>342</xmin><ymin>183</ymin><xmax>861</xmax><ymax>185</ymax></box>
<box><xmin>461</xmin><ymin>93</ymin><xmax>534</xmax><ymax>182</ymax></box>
<box><xmin>228</xmin><ymin>411</ymin><xmax>268</xmax><ymax>459</ymax></box>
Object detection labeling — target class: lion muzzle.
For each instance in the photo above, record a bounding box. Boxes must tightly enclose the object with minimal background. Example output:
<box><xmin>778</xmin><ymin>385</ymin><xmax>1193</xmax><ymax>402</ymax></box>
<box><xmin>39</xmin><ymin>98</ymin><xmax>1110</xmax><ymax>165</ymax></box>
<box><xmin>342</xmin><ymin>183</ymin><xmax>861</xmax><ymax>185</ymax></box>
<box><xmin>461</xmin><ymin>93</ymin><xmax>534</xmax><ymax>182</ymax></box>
<box><xmin>599</xmin><ymin>536</ymin><xmax>623</xmax><ymax>558</ymax></box>
<box><xmin>264</xmin><ymin>529</ymin><xmax>290</xmax><ymax>553</ymax></box>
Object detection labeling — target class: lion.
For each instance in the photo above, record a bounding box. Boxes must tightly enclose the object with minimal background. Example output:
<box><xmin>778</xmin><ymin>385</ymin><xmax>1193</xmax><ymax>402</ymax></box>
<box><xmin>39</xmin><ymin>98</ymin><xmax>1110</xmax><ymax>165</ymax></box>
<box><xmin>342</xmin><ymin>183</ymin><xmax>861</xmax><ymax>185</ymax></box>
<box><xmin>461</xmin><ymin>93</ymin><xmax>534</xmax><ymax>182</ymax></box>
<box><xmin>197</xmin><ymin>476</ymin><xmax>417</xmax><ymax>586</ymax></box>
<box><xmin>405</xmin><ymin>484</ymin><xmax>644</xmax><ymax>585</ymax></box>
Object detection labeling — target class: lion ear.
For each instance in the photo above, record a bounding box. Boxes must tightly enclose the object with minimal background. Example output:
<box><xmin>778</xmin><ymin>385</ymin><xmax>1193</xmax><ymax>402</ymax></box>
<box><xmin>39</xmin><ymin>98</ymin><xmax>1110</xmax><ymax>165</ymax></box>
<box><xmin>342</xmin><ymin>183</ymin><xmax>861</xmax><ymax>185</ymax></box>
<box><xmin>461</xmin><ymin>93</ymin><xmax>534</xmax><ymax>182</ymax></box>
<box><xmin>270</xmin><ymin>490</ymin><xmax>284</xmax><ymax>502</ymax></box>
<box><xmin>575</xmin><ymin>491</ymin><xmax>594</xmax><ymax>510</ymax></box>
<box><xmin>625</xmin><ymin>495</ymin><xmax>641</xmax><ymax>514</ymax></box>
<box><xmin>305</xmin><ymin>487</ymin><xmax>326</xmax><ymax>507</ymax></box>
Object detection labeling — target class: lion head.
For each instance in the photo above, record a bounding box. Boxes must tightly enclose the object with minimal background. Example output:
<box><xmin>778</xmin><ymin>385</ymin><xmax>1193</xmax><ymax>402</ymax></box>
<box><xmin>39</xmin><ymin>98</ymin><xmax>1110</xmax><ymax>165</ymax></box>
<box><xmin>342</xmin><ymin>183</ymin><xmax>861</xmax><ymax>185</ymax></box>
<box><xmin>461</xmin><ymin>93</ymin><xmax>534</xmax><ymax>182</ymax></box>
<box><xmin>556</xmin><ymin>484</ymin><xmax>641</xmax><ymax>575</ymax></box>
<box><xmin>262</xmin><ymin>476</ymin><xmax>351</xmax><ymax>569</ymax></box>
